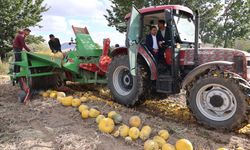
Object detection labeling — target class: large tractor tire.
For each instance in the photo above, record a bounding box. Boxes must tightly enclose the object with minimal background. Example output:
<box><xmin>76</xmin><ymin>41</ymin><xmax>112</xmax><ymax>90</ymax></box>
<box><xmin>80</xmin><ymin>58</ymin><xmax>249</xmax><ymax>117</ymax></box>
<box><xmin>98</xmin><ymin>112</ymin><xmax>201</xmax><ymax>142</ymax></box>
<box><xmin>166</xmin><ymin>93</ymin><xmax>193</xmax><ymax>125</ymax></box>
<box><xmin>107</xmin><ymin>55</ymin><xmax>148</xmax><ymax>106</ymax></box>
<box><xmin>187</xmin><ymin>76</ymin><xmax>248</xmax><ymax>130</ymax></box>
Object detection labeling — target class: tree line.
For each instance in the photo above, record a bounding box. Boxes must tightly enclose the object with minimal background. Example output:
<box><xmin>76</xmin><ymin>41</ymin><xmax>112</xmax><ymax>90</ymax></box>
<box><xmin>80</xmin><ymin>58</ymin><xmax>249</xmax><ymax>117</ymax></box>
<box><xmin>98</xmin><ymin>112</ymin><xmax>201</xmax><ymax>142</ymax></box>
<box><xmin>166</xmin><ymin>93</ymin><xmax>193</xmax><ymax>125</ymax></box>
<box><xmin>104</xmin><ymin>0</ymin><xmax>250</xmax><ymax>48</ymax></box>
<box><xmin>0</xmin><ymin>0</ymin><xmax>249</xmax><ymax>61</ymax></box>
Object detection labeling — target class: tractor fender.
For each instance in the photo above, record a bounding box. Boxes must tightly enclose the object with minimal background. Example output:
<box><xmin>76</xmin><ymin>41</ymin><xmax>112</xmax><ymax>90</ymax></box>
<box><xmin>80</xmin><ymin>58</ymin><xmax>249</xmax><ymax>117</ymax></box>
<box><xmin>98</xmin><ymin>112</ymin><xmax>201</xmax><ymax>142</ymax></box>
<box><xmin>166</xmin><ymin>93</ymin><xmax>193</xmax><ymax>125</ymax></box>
<box><xmin>110</xmin><ymin>46</ymin><xmax>157</xmax><ymax>80</ymax></box>
<box><xmin>182</xmin><ymin>61</ymin><xmax>234</xmax><ymax>89</ymax></box>
<box><xmin>138</xmin><ymin>46</ymin><xmax>157</xmax><ymax>80</ymax></box>
<box><xmin>110</xmin><ymin>47</ymin><xmax>128</xmax><ymax>57</ymax></box>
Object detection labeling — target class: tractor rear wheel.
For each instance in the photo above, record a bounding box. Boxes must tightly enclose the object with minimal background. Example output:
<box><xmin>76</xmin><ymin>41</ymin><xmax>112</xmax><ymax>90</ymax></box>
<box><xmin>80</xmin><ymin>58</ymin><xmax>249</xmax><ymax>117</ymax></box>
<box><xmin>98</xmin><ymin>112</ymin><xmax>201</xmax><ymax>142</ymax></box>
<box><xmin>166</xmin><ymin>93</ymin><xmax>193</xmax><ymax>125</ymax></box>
<box><xmin>187</xmin><ymin>76</ymin><xmax>248</xmax><ymax>130</ymax></box>
<box><xmin>108</xmin><ymin>55</ymin><xmax>147</xmax><ymax>106</ymax></box>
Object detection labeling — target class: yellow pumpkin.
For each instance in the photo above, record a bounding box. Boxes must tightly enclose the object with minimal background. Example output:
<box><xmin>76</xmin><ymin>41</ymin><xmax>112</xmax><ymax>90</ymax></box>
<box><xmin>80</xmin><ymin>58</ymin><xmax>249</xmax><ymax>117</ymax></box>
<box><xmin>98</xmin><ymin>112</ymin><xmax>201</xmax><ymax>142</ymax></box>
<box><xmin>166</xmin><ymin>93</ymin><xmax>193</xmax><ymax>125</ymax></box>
<box><xmin>113</xmin><ymin>130</ymin><xmax>120</xmax><ymax>137</ymax></box>
<box><xmin>80</xmin><ymin>96</ymin><xmax>88</xmax><ymax>102</ymax></box>
<box><xmin>88</xmin><ymin>95</ymin><xmax>97</xmax><ymax>100</ymax></box>
<box><xmin>49</xmin><ymin>52</ymin><xmax>55</xmax><ymax>57</ymax></box>
<box><xmin>42</xmin><ymin>92</ymin><xmax>49</xmax><ymax>98</ymax></box>
<box><xmin>140</xmin><ymin>125</ymin><xmax>152</xmax><ymax>140</ymax></box>
<box><xmin>39</xmin><ymin>91</ymin><xmax>44</xmax><ymax>96</ymax></box>
<box><xmin>108</xmin><ymin>111</ymin><xmax>117</xmax><ymax>118</ymax></box>
<box><xmin>175</xmin><ymin>139</ymin><xmax>193</xmax><ymax>150</ymax></box>
<box><xmin>78</xmin><ymin>104</ymin><xmax>89</xmax><ymax>113</ymax></box>
<box><xmin>81</xmin><ymin>109</ymin><xmax>89</xmax><ymax>119</ymax></box>
<box><xmin>118</xmin><ymin>124</ymin><xmax>130</xmax><ymax>138</ymax></box>
<box><xmin>125</xmin><ymin>136</ymin><xmax>133</xmax><ymax>144</ymax></box>
<box><xmin>153</xmin><ymin>136</ymin><xmax>166</xmax><ymax>148</ymax></box>
<box><xmin>158</xmin><ymin>130</ymin><xmax>170</xmax><ymax>140</ymax></box>
<box><xmin>57</xmin><ymin>97</ymin><xmax>63</xmax><ymax>103</ymax></box>
<box><xmin>96</xmin><ymin>115</ymin><xmax>105</xmax><ymax>124</ymax></box>
<box><xmin>129</xmin><ymin>116</ymin><xmax>141</xmax><ymax>128</ymax></box>
<box><xmin>162</xmin><ymin>143</ymin><xmax>176</xmax><ymax>150</ymax></box>
<box><xmin>49</xmin><ymin>92</ymin><xmax>57</xmax><ymax>98</ymax></box>
<box><xmin>54</xmin><ymin>52</ymin><xmax>64</xmax><ymax>59</ymax></box>
<box><xmin>72</xmin><ymin>98</ymin><xmax>81</xmax><ymax>107</ymax></box>
<box><xmin>46</xmin><ymin>89</ymin><xmax>52</xmax><ymax>94</ymax></box>
<box><xmin>57</xmin><ymin>92</ymin><xmax>66</xmax><ymax>98</ymax></box>
<box><xmin>52</xmin><ymin>90</ymin><xmax>57</xmax><ymax>93</ymax></box>
<box><xmin>144</xmin><ymin>140</ymin><xmax>159</xmax><ymax>150</ymax></box>
<box><xmin>89</xmin><ymin>108</ymin><xmax>100</xmax><ymax>118</ymax></box>
<box><xmin>98</xmin><ymin>118</ymin><xmax>115</xmax><ymax>133</ymax></box>
<box><xmin>61</xmin><ymin>96</ymin><xmax>73</xmax><ymax>106</ymax></box>
<box><xmin>129</xmin><ymin>127</ymin><xmax>140</xmax><ymax>140</ymax></box>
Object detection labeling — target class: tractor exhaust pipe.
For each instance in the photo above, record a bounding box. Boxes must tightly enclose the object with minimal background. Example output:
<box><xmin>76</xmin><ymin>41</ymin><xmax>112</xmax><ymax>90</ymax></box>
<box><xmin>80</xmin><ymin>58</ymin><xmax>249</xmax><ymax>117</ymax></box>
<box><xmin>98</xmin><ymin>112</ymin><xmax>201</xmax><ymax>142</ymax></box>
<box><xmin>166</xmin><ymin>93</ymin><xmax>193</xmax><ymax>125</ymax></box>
<box><xmin>194</xmin><ymin>10</ymin><xmax>199</xmax><ymax>66</ymax></box>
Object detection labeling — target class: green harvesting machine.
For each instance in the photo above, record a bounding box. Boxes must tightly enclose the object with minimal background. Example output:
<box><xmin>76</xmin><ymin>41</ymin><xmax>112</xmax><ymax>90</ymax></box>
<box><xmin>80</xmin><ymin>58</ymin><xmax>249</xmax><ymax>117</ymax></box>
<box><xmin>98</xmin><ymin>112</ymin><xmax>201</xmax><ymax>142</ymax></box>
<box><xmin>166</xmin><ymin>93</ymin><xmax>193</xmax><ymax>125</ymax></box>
<box><xmin>9</xmin><ymin>26</ymin><xmax>112</xmax><ymax>103</ymax></box>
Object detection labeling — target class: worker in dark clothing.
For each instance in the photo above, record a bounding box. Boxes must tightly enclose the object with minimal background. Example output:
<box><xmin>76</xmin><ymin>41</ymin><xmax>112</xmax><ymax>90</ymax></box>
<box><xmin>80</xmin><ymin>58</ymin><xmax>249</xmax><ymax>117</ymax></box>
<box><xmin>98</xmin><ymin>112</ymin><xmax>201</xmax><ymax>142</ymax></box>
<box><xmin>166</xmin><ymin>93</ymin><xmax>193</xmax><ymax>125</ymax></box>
<box><xmin>146</xmin><ymin>26</ymin><xmax>160</xmax><ymax>63</ymax></box>
<box><xmin>157</xmin><ymin>20</ymin><xmax>167</xmax><ymax>64</ymax></box>
<box><xmin>13</xmin><ymin>28</ymin><xmax>31</xmax><ymax>73</ymax></box>
<box><xmin>48</xmin><ymin>34</ymin><xmax>61</xmax><ymax>53</ymax></box>
<box><xmin>157</xmin><ymin>20</ymin><xmax>166</xmax><ymax>43</ymax></box>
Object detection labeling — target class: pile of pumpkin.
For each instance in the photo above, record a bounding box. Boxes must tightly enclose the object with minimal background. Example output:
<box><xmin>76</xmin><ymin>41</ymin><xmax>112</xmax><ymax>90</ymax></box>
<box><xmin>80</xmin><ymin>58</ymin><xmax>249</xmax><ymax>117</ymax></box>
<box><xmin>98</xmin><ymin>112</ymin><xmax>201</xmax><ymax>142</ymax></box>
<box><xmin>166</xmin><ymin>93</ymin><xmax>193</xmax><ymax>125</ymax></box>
<box><xmin>144</xmin><ymin>100</ymin><xmax>193</xmax><ymax>122</ymax></box>
<box><xmin>35</xmin><ymin>51</ymin><xmax>64</xmax><ymax>59</ymax></box>
<box><xmin>81</xmin><ymin>105</ymin><xmax>194</xmax><ymax>150</ymax></box>
<box><xmin>40</xmin><ymin>90</ymin><xmax>232</xmax><ymax>150</ymax></box>
<box><xmin>238</xmin><ymin>124</ymin><xmax>250</xmax><ymax>135</ymax></box>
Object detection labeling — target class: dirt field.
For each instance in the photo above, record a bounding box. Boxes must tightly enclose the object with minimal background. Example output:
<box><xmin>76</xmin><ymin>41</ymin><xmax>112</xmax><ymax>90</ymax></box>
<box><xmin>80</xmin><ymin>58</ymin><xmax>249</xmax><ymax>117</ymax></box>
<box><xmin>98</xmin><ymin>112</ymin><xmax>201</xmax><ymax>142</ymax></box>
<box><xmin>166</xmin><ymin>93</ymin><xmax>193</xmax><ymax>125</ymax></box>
<box><xmin>0</xmin><ymin>75</ymin><xmax>249</xmax><ymax>150</ymax></box>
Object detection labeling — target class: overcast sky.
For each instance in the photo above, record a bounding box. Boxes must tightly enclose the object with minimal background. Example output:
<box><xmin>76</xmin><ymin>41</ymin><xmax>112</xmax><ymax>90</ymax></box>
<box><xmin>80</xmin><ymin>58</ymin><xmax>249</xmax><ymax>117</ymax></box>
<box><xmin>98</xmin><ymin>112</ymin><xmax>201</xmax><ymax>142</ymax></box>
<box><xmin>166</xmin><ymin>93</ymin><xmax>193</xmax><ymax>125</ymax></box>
<box><xmin>31</xmin><ymin>0</ymin><xmax>125</xmax><ymax>47</ymax></box>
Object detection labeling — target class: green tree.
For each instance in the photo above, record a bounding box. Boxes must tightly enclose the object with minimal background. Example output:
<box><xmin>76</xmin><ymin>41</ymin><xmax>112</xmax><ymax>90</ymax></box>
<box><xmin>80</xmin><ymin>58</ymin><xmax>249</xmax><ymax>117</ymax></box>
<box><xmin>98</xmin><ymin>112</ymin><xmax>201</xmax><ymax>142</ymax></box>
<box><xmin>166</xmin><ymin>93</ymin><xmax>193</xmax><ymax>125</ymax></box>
<box><xmin>105</xmin><ymin>0</ymin><xmax>222</xmax><ymax>44</ymax></box>
<box><xmin>234</xmin><ymin>39</ymin><xmax>250</xmax><ymax>51</ymax></box>
<box><xmin>104</xmin><ymin>0</ymin><xmax>147</xmax><ymax>32</ymax></box>
<box><xmin>26</xmin><ymin>35</ymin><xmax>45</xmax><ymax>45</ymax></box>
<box><xmin>182</xmin><ymin>0</ymin><xmax>222</xmax><ymax>45</ymax></box>
<box><xmin>0</xmin><ymin>0</ymin><xmax>48</xmax><ymax>60</ymax></box>
<box><xmin>105</xmin><ymin>0</ymin><xmax>250</xmax><ymax>48</ymax></box>
<box><xmin>29</xmin><ymin>42</ymin><xmax>50</xmax><ymax>52</ymax></box>
<box><xmin>214</xmin><ymin>0</ymin><xmax>250</xmax><ymax>48</ymax></box>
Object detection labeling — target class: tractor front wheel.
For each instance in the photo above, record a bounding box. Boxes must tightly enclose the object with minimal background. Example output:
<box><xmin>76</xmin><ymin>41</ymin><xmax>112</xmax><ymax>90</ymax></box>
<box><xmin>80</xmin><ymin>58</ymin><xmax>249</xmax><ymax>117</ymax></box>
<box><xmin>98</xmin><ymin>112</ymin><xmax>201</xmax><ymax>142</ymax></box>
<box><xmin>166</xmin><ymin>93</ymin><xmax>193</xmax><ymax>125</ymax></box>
<box><xmin>108</xmin><ymin>55</ymin><xmax>146</xmax><ymax>106</ymax></box>
<box><xmin>188</xmin><ymin>76</ymin><xmax>247</xmax><ymax>130</ymax></box>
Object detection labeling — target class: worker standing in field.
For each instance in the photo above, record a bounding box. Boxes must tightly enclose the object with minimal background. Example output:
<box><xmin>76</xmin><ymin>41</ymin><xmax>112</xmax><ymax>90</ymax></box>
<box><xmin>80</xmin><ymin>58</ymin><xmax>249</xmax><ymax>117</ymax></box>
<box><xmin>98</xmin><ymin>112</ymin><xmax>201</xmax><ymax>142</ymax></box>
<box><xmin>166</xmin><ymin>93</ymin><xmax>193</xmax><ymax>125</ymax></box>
<box><xmin>13</xmin><ymin>28</ymin><xmax>31</xmax><ymax>73</ymax></box>
<box><xmin>48</xmin><ymin>34</ymin><xmax>62</xmax><ymax>53</ymax></box>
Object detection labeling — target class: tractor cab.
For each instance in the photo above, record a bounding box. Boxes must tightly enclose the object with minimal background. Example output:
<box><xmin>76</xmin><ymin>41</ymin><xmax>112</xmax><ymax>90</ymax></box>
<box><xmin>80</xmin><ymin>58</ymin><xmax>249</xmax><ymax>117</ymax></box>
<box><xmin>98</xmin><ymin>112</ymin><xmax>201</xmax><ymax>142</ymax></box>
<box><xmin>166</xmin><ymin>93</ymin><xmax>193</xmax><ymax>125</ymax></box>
<box><xmin>125</xmin><ymin>5</ymin><xmax>195</xmax><ymax>46</ymax></box>
<box><xmin>125</xmin><ymin>5</ymin><xmax>197</xmax><ymax>93</ymax></box>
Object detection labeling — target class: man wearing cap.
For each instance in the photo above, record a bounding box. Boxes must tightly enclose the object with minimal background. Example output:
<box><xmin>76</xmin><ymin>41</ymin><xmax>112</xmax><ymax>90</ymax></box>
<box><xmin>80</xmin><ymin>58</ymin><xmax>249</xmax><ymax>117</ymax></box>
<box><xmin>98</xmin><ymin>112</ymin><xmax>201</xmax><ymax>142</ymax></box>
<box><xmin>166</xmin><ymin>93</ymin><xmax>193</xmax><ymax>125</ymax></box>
<box><xmin>12</xmin><ymin>28</ymin><xmax>31</xmax><ymax>73</ymax></box>
<box><xmin>48</xmin><ymin>34</ymin><xmax>61</xmax><ymax>53</ymax></box>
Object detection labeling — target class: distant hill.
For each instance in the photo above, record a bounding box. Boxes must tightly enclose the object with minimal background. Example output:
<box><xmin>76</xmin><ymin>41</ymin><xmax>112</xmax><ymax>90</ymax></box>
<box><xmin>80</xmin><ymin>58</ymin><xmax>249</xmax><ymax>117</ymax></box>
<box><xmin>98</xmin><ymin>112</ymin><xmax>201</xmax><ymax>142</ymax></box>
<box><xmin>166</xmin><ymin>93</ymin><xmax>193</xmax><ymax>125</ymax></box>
<box><xmin>61</xmin><ymin>42</ymin><xmax>76</xmax><ymax>52</ymax></box>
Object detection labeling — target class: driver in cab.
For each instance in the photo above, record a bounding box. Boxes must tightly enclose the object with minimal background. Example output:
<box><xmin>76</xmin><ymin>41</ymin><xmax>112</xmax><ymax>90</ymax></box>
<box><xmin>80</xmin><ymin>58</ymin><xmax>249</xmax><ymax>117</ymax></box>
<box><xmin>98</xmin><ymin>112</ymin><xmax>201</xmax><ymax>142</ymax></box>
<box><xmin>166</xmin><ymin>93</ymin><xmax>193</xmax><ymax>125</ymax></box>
<box><xmin>145</xmin><ymin>26</ymin><xmax>160</xmax><ymax>63</ymax></box>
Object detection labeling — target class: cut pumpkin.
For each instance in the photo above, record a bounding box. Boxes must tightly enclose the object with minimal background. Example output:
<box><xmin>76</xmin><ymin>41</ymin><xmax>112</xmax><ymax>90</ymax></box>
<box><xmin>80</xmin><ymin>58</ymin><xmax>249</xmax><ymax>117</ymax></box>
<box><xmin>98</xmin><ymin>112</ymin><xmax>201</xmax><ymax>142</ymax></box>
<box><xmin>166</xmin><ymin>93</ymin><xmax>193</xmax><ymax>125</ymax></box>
<box><xmin>175</xmin><ymin>139</ymin><xmax>193</xmax><ymax>150</ymax></box>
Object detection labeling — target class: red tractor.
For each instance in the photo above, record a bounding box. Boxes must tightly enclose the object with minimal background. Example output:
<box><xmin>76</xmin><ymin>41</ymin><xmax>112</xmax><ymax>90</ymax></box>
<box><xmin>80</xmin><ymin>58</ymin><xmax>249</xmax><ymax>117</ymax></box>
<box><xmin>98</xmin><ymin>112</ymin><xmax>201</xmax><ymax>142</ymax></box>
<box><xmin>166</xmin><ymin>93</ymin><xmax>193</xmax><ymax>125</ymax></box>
<box><xmin>107</xmin><ymin>5</ymin><xmax>250</xmax><ymax>130</ymax></box>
